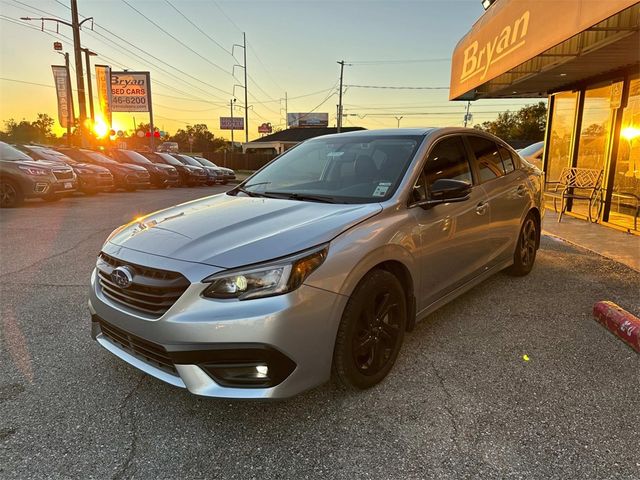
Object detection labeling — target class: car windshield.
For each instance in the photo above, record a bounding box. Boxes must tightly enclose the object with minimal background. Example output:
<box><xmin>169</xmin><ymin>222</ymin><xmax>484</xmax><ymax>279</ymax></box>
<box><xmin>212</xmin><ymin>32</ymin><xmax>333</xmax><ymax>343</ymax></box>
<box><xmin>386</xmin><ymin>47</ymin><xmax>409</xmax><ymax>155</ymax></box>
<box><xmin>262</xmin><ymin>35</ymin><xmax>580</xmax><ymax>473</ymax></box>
<box><xmin>118</xmin><ymin>150</ymin><xmax>152</xmax><ymax>164</ymax></box>
<box><xmin>1</xmin><ymin>142</ymin><xmax>33</xmax><ymax>161</ymax></box>
<box><xmin>193</xmin><ymin>156</ymin><xmax>215</xmax><ymax>167</ymax></box>
<box><xmin>30</xmin><ymin>147</ymin><xmax>75</xmax><ymax>163</ymax></box>
<box><xmin>519</xmin><ymin>141</ymin><xmax>544</xmax><ymax>157</ymax></box>
<box><xmin>236</xmin><ymin>135</ymin><xmax>421</xmax><ymax>203</ymax></box>
<box><xmin>151</xmin><ymin>152</ymin><xmax>182</xmax><ymax>166</ymax></box>
<box><xmin>174</xmin><ymin>154</ymin><xmax>202</xmax><ymax>167</ymax></box>
<box><xmin>84</xmin><ymin>151</ymin><xmax>118</xmax><ymax>164</ymax></box>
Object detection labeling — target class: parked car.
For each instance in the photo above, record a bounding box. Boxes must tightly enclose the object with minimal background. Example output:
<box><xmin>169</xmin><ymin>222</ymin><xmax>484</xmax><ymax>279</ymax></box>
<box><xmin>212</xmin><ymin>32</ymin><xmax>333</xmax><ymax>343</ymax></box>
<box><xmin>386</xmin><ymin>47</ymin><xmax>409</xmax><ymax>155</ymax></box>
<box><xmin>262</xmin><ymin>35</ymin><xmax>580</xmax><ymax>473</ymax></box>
<box><xmin>191</xmin><ymin>156</ymin><xmax>236</xmax><ymax>184</ymax></box>
<box><xmin>518</xmin><ymin>141</ymin><xmax>544</xmax><ymax>169</ymax></box>
<box><xmin>58</xmin><ymin>148</ymin><xmax>150</xmax><ymax>191</ymax></box>
<box><xmin>106</xmin><ymin>149</ymin><xmax>179</xmax><ymax>188</ymax></box>
<box><xmin>89</xmin><ymin>128</ymin><xmax>543</xmax><ymax>399</ymax></box>
<box><xmin>138</xmin><ymin>151</ymin><xmax>207</xmax><ymax>187</ymax></box>
<box><xmin>189</xmin><ymin>156</ymin><xmax>230</xmax><ymax>185</ymax></box>
<box><xmin>0</xmin><ymin>141</ymin><xmax>77</xmax><ymax>207</ymax></box>
<box><xmin>170</xmin><ymin>154</ymin><xmax>213</xmax><ymax>186</ymax></box>
<box><xmin>157</xmin><ymin>141</ymin><xmax>179</xmax><ymax>153</ymax></box>
<box><xmin>179</xmin><ymin>155</ymin><xmax>220</xmax><ymax>186</ymax></box>
<box><xmin>16</xmin><ymin>144</ymin><xmax>114</xmax><ymax>195</ymax></box>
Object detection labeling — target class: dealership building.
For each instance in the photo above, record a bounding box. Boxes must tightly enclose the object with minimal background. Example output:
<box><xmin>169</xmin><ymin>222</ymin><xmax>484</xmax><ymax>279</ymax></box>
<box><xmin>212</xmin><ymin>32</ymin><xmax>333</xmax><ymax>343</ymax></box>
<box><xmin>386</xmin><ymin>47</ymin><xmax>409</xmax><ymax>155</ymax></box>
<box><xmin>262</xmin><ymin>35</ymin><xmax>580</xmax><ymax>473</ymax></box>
<box><xmin>451</xmin><ymin>0</ymin><xmax>640</xmax><ymax>233</ymax></box>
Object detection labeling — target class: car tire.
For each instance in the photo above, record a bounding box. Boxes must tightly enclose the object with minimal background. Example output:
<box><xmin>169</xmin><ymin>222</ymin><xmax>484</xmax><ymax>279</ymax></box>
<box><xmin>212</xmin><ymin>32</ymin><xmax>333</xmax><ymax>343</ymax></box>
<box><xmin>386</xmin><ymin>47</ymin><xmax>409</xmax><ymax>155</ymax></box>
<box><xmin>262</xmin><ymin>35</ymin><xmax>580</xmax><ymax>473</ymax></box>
<box><xmin>0</xmin><ymin>179</ymin><xmax>24</xmax><ymax>208</ymax></box>
<box><xmin>333</xmin><ymin>269</ymin><xmax>406</xmax><ymax>390</ymax></box>
<box><xmin>506</xmin><ymin>212</ymin><xmax>538</xmax><ymax>277</ymax></box>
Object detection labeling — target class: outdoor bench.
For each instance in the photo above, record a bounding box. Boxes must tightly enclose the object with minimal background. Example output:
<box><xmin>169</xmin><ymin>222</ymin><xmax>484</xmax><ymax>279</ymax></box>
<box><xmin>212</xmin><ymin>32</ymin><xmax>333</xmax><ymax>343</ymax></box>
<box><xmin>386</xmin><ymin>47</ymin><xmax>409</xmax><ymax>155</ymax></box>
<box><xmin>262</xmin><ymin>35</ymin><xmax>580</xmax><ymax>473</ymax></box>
<box><xmin>544</xmin><ymin>167</ymin><xmax>603</xmax><ymax>222</ymax></box>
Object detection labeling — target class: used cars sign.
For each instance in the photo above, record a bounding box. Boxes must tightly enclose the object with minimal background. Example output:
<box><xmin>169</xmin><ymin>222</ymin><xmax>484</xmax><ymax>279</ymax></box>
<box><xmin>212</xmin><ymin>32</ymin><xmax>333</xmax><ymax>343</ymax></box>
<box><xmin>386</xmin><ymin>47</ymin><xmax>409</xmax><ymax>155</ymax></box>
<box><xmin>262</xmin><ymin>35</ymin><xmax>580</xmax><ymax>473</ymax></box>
<box><xmin>110</xmin><ymin>71</ymin><xmax>151</xmax><ymax>112</ymax></box>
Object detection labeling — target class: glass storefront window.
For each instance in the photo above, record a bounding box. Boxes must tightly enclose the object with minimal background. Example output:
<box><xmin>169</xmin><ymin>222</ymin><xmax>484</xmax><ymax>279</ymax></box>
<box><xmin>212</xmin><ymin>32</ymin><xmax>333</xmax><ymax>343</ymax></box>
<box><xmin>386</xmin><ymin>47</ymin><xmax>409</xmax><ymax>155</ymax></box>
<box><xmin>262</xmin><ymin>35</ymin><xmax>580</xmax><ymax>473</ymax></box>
<box><xmin>609</xmin><ymin>77</ymin><xmax>640</xmax><ymax>231</ymax></box>
<box><xmin>546</xmin><ymin>91</ymin><xmax>578</xmax><ymax>185</ymax></box>
<box><xmin>575</xmin><ymin>84</ymin><xmax>613</xmax><ymax>172</ymax></box>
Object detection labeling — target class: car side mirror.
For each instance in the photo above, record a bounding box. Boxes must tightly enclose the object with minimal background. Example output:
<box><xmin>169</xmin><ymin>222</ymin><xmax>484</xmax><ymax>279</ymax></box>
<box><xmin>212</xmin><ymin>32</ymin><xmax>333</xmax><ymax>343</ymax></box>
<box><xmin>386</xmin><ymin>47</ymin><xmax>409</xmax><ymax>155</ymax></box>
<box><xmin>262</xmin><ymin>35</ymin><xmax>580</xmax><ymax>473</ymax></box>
<box><xmin>410</xmin><ymin>179</ymin><xmax>472</xmax><ymax>209</ymax></box>
<box><xmin>429</xmin><ymin>179</ymin><xmax>472</xmax><ymax>202</ymax></box>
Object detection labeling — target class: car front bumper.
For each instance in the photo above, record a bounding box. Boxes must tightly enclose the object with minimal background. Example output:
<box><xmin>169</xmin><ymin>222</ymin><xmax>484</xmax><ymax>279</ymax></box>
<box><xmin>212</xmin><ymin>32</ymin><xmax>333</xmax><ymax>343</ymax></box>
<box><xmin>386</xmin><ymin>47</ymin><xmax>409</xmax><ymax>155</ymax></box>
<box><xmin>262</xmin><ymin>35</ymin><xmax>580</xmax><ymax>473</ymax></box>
<box><xmin>88</xmin><ymin>249</ymin><xmax>347</xmax><ymax>399</ymax></box>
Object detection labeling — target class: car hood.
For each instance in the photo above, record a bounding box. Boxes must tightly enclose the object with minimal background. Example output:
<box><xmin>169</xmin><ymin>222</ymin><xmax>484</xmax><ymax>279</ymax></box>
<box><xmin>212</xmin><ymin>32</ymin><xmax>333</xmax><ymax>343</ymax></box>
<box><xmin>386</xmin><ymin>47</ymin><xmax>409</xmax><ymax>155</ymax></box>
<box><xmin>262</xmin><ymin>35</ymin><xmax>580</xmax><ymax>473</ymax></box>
<box><xmin>118</xmin><ymin>163</ymin><xmax>147</xmax><ymax>172</ymax></box>
<box><xmin>11</xmin><ymin>159</ymin><xmax>69</xmax><ymax>170</ymax></box>
<box><xmin>108</xmin><ymin>193</ymin><xmax>382</xmax><ymax>268</ymax></box>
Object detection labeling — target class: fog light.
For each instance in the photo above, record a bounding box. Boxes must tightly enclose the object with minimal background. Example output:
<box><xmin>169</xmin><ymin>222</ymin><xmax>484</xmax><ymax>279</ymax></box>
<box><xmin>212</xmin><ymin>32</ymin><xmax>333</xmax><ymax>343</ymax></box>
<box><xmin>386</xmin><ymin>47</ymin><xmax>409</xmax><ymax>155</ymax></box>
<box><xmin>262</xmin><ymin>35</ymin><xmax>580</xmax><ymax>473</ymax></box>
<box><xmin>202</xmin><ymin>363</ymin><xmax>273</xmax><ymax>388</ymax></box>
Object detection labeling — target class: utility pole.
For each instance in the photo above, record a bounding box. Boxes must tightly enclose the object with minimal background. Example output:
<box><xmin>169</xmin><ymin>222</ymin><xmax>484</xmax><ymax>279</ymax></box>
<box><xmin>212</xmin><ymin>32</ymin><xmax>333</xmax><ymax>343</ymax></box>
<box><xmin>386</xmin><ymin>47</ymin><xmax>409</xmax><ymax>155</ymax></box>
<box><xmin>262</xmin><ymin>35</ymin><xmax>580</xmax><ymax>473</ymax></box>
<box><xmin>337</xmin><ymin>60</ymin><xmax>345</xmax><ymax>133</ymax></box>
<box><xmin>81</xmin><ymin>47</ymin><xmax>97</xmax><ymax>124</ymax></box>
<box><xmin>464</xmin><ymin>101</ymin><xmax>471</xmax><ymax>127</ymax></box>
<box><xmin>243</xmin><ymin>33</ymin><xmax>248</xmax><ymax>144</ymax></box>
<box><xmin>230</xmin><ymin>98</ymin><xmax>236</xmax><ymax>150</ymax></box>
<box><xmin>70</xmin><ymin>0</ymin><xmax>86</xmax><ymax>126</ymax></box>
<box><xmin>285</xmin><ymin>91</ymin><xmax>288</xmax><ymax>127</ymax></box>
<box><xmin>232</xmin><ymin>34</ymin><xmax>249</xmax><ymax>144</ymax></box>
<box><xmin>395</xmin><ymin>116</ymin><xmax>403</xmax><ymax>128</ymax></box>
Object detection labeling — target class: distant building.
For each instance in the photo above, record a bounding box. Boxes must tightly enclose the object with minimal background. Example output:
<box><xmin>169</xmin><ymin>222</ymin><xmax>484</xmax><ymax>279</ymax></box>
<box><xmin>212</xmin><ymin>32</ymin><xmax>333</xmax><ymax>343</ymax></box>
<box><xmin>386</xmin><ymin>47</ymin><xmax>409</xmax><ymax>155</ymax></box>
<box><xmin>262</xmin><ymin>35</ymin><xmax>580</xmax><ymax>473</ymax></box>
<box><xmin>242</xmin><ymin>127</ymin><xmax>365</xmax><ymax>155</ymax></box>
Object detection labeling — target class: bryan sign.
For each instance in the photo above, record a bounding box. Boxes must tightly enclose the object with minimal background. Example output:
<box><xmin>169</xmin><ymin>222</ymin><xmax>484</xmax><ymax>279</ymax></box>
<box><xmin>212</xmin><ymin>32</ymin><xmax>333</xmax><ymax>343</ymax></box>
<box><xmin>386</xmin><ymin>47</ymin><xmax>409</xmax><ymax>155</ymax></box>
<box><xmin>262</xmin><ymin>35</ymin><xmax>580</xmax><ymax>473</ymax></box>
<box><xmin>461</xmin><ymin>10</ymin><xmax>530</xmax><ymax>82</ymax></box>
<box><xmin>110</xmin><ymin>71</ymin><xmax>151</xmax><ymax>112</ymax></box>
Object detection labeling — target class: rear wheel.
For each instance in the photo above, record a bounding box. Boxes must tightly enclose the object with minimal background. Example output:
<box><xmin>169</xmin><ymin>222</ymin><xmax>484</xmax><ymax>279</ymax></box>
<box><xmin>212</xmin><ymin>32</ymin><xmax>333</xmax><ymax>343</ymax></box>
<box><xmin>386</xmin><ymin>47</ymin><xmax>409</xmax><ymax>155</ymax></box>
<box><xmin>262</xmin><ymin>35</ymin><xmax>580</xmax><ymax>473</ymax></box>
<box><xmin>0</xmin><ymin>180</ymin><xmax>23</xmax><ymax>208</ymax></box>
<box><xmin>506</xmin><ymin>213</ymin><xmax>538</xmax><ymax>276</ymax></box>
<box><xmin>333</xmin><ymin>269</ymin><xmax>406</xmax><ymax>390</ymax></box>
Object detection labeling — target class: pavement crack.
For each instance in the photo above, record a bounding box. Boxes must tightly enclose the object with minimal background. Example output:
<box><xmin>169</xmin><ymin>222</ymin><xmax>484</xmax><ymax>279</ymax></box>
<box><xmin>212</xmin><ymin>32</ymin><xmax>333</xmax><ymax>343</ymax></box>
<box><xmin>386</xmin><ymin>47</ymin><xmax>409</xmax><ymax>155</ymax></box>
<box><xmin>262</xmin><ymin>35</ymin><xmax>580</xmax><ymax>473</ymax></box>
<box><xmin>0</xmin><ymin>229</ymin><xmax>111</xmax><ymax>279</ymax></box>
<box><xmin>112</xmin><ymin>375</ymin><xmax>145</xmax><ymax>480</ymax></box>
<box><xmin>430</xmin><ymin>361</ymin><xmax>462</xmax><ymax>453</ymax></box>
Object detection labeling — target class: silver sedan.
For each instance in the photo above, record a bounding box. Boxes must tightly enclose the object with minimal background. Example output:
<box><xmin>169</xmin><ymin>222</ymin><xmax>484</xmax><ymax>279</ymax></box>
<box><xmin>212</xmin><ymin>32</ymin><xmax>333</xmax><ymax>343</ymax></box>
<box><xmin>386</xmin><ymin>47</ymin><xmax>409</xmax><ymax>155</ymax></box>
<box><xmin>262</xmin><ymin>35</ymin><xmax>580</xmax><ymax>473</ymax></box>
<box><xmin>89</xmin><ymin>128</ymin><xmax>544</xmax><ymax>399</ymax></box>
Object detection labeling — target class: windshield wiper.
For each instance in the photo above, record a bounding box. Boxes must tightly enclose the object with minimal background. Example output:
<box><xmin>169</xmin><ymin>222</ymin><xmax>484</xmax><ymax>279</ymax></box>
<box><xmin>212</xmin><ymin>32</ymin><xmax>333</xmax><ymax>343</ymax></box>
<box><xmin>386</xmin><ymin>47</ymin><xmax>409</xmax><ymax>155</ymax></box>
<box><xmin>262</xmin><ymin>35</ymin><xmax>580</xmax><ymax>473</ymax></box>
<box><xmin>263</xmin><ymin>191</ymin><xmax>337</xmax><ymax>203</ymax></box>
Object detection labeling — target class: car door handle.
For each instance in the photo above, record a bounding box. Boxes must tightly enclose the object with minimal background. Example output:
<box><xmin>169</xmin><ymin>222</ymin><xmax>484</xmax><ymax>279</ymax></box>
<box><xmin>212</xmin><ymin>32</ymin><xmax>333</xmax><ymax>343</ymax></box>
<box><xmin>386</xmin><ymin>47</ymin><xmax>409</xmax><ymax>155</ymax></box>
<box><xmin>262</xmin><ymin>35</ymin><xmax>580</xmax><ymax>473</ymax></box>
<box><xmin>476</xmin><ymin>202</ymin><xmax>488</xmax><ymax>215</ymax></box>
<box><xmin>516</xmin><ymin>184</ymin><xmax>527</xmax><ymax>197</ymax></box>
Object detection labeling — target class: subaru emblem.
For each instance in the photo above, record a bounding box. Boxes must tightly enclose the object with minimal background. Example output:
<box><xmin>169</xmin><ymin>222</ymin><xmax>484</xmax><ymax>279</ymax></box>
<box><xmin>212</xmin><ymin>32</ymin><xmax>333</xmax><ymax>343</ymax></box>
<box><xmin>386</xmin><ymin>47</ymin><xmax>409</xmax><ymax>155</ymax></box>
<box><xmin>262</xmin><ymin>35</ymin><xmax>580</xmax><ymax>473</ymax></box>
<box><xmin>111</xmin><ymin>266</ymin><xmax>134</xmax><ymax>288</ymax></box>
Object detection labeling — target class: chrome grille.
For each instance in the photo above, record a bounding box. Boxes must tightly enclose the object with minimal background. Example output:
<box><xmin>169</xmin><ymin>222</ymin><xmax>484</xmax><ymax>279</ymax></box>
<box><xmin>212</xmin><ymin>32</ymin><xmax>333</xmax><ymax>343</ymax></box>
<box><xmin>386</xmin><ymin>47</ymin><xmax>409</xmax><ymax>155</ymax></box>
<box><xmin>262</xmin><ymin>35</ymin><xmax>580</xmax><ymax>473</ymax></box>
<box><xmin>98</xmin><ymin>318</ymin><xmax>177</xmax><ymax>375</ymax></box>
<box><xmin>96</xmin><ymin>252</ymin><xmax>190</xmax><ymax>317</ymax></box>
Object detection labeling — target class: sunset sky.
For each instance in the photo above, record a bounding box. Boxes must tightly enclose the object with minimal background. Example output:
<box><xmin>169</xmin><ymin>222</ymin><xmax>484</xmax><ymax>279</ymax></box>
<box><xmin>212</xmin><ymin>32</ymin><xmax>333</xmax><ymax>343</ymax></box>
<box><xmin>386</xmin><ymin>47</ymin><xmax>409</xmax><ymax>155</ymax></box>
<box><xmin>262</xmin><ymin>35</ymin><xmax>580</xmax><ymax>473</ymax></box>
<box><xmin>0</xmin><ymin>0</ymin><xmax>537</xmax><ymax>140</ymax></box>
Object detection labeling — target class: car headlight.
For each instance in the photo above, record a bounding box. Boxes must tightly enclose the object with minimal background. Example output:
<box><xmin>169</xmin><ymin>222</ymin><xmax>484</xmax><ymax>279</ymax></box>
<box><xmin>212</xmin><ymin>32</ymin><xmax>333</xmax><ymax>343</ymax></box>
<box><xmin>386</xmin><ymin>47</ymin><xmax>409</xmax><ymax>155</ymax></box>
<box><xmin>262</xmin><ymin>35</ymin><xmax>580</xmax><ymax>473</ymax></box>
<box><xmin>202</xmin><ymin>245</ymin><xmax>328</xmax><ymax>300</ymax></box>
<box><xmin>18</xmin><ymin>166</ymin><xmax>49</xmax><ymax>176</ymax></box>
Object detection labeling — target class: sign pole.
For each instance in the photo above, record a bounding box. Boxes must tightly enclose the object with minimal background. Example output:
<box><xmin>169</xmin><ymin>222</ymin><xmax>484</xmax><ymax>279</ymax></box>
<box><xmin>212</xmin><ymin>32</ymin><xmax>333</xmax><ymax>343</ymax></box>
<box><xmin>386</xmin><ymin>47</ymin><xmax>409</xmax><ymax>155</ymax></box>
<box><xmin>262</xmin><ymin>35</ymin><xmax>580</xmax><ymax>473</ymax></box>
<box><xmin>230</xmin><ymin>98</ymin><xmax>235</xmax><ymax>150</ymax></box>
<box><xmin>65</xmin><ymin>53</ymin><xmax>72</xmax><ymax>145</ymax></box>
<box><xmin>147</xmin><ymin>72</ymin><xmax>154</xmax><ymax>150</ymax></box>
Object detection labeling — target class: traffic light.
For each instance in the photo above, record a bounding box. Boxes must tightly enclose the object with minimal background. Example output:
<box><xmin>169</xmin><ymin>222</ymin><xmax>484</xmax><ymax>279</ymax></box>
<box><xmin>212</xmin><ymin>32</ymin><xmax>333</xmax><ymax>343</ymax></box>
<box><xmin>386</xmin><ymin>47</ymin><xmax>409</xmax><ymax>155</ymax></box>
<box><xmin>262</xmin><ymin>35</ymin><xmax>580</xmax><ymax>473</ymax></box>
<box><xmin>145</xmin><ymin>131</ymin><xmax>151</xmax><ymax>137</ymax></box>
<box><xmin>153</xmin><ymin>131</ymin><xmax>160</xmax><ymax>138</ymax></box>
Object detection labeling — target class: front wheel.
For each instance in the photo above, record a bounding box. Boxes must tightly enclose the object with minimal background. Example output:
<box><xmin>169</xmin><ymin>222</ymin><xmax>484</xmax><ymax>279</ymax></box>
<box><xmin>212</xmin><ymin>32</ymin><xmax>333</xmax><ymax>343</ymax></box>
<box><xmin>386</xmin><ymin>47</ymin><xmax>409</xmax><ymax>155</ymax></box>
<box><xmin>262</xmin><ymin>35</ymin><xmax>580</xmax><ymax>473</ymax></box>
<box><xmin>333</xmin><ymin>269</ymin><xmax>406</xmax><ymax>390</ymax></box>
<box><xmin>506</xmin><ymin>213</ymin><xmax>538</xmax><ymax>276</ymax></box>
<box><xmin>0</xmin><ymin>180</ymin><xmax>23</xmax><ymax>207</ymax></box>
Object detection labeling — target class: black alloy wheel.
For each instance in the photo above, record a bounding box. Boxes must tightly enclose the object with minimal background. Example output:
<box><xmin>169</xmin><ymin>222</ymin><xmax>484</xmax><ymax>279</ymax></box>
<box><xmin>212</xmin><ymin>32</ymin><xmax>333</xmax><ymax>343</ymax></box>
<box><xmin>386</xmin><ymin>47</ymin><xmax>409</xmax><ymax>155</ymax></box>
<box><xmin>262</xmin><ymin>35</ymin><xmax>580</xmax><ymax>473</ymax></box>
<box><xmin>0</xmin><ymin>180</ymin><xmax>23</xmax><ymax>208</ymax></box>
<box><xmin>507</xmin><ymin>213</ymin><xmax>538</xmax><ymax>276</ymax></box>
<box><xmin>333</xmin><ymin>269</ymin><xmax>406</xmax><ymax>389</ymax></box>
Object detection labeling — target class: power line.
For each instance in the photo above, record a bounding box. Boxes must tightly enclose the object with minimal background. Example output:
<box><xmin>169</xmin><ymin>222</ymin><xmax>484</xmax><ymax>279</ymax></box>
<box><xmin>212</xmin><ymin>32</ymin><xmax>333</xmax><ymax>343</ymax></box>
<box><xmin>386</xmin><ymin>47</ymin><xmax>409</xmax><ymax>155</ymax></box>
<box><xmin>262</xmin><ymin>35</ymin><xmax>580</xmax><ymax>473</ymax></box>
<box><xmin>121</xmin><ymin>0</ymin><xmax>233</xmax><ymax>77</ymax></box>
<box><xmin>345</xmin><ymin>85</ymin><xmax>449</xmax><ymax>90</ymax></box>
<box><xmin>0</xmin><ymin>77</ymin><xmax>55</xmax><ymax>89</ymax></box>
<box><xmin>347</xmin><ymin>58</ymin><xmax>451</xmax><ymax>65</ymax></box>
<box><xmin>163</xmin><ymin>0</ymin><xmax>233</xmax><ymax>57</ymax></box>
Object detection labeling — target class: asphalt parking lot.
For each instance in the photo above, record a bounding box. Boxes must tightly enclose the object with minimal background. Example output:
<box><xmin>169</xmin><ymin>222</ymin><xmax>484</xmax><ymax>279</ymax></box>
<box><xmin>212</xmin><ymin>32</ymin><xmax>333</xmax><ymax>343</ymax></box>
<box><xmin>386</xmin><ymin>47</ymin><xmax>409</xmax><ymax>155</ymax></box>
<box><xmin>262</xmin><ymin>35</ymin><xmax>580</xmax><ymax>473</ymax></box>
<box><xmin>1</xmin><ymin>188</ymin><xmax>639</xmax><ymax>480</ymax></box>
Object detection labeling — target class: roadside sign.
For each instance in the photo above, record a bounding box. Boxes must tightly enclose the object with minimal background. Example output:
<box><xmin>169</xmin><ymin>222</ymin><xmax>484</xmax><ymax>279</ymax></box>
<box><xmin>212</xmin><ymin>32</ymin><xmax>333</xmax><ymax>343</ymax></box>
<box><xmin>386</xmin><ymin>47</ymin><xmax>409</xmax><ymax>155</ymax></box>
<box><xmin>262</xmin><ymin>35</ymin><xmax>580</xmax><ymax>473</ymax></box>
<box><xmin>51</xmin><ymin>65</ymin><xmax>74</xmax><ymax>128</ymax></box>
<box><xmin>95</xmin><ymin>65</ymin><xmax>112</xmax><ymax>125</ymax></box>
<box><xmin>220</xmin><ymin>117</ymin><xmax>244</xmax><ymax>130</ymax></box>
<box><xmin>258</xmin><ymin>123</ymin><xmax>272</xmax><ymax>134</ymax></box>
<box><xmin>110</xmin><ymin>71</ymin><xmax>151</xmax><ymax>112</ymax></box>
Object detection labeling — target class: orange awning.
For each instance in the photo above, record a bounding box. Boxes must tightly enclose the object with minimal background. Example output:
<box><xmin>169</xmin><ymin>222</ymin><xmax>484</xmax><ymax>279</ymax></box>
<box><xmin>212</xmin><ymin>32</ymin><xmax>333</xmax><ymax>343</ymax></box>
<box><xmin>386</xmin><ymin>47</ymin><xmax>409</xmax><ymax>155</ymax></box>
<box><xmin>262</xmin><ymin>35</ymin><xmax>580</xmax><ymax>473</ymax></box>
<box><xmin>450</xmin><ymin>0</ymin><xmax>640</xmax><ymax>100</ymax></box>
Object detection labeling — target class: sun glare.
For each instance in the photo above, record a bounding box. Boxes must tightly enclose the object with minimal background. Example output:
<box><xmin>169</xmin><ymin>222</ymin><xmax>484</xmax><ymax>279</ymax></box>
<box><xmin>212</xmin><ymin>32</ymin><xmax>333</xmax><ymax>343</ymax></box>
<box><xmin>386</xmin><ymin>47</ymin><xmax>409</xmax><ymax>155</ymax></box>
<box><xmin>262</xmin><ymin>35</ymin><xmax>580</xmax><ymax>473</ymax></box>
<box><xmin>621</xmin><ymin>126</ymin><xmax>640</xmax><ymax>141</ymax></box>
<box><xmin>93</xmin><ymin>119</ymin><xmax>109</xmax><ymax>138</ymax></box>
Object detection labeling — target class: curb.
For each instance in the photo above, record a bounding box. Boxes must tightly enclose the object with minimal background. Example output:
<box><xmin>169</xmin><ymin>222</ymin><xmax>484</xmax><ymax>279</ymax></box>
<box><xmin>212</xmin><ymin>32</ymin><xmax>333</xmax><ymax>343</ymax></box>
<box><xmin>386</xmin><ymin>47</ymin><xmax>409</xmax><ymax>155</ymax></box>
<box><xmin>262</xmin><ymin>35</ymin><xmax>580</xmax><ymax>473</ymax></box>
<box><xmin>593</xmin><ymin>301</ymin><xmax>640</xmax><ymax>353</ymax></box>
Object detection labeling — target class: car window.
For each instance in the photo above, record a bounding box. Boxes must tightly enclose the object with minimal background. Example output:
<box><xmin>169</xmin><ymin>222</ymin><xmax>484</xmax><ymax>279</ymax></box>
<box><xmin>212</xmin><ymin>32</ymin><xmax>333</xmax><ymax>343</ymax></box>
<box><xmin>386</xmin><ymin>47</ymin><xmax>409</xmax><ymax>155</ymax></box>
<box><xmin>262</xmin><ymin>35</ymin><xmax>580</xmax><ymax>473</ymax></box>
<box><xmin>118</xmin><ymin>150</ymin><xmax>152</xmax><ymax>164</ymax></box>
<box><xmin>84</xmin><ymin>151</ymin><xmax>118</xmax><ymax>164</ymax></box>
<box><xmin>467</xmin><ymin>136</ymin><xmax>505</xmax><ymax>182</ymax></box>
<box><xmin>497</xmin><ymin>145</ymin><xmax>516</xmax><ymax>174</ymax></box>
<box><xmin>422</xmin><ymin>136</ymin><xmax>473</xmax><ymax>194</ymax></box>
<box><xmin>174</xmin><ymin>154</ymin><xmax>202</xmax><ymax>167</ymax></box>
<box><xmin>0</xmin><ymin>142</ymin><xmax>32</xmax><ymax>161</ymax></box>
<box><xmin>242</xmin><ymin>136</ymin><xmax>421</xmax><ymax>203</ymax></box>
